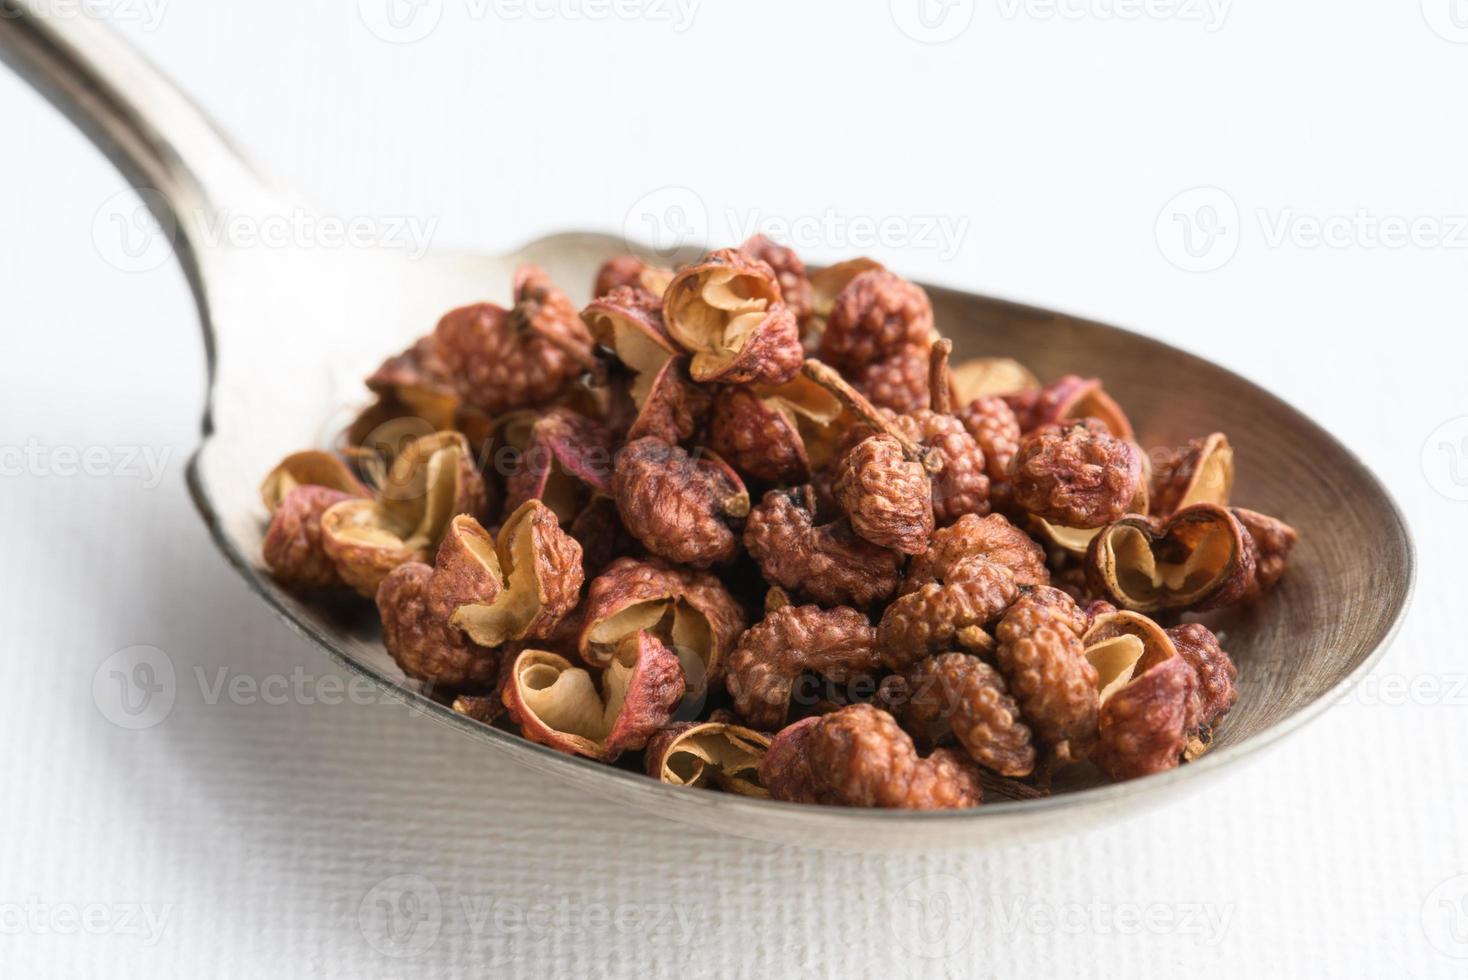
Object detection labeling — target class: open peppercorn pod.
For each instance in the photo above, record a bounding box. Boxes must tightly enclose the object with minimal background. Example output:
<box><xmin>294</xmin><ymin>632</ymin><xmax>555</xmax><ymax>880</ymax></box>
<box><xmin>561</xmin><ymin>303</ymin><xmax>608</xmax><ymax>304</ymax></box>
<box><xmin>376</xmin><ymin>514</ymin><xmax>505</xmax><ymax>688</ymax></box>
<box><xmin>259</xmin><ymin>450</ymin><xmax>369</xmax><ymax>512</ymax></box>
<box><xmin>1080</xmin><ymin>611</ymin><xmax>1236</xmax><ymax>780</ymax></box>
<box><xmin>1148</xmin><ymin>432</ymin><xmax>1234</xmax><ymax>518</ymax></box>
<box><xmin>645</xmin><ymin>717</ymin><xmax>772</xmax><ymax>797</ymax></box>
<box><xmin>501</xmin><ymin>633</ymin><xmax>685</xmax><ymax>762</ymax></box>
<box><xmin>449</xmin><ymin>499</ymin><xmax>585</xmax><ymax>648</ymax></box>
<box><xmin>592</xmin><ymin>255</ymin><xmax>673</xmax><ymax>300</ymax></box>
<box><xmin>706</xmin><ymin>373</ymin><xmax>845</xmax><ymax>485</ymax></box>
<box><xmin>580</xmin><ymin>284</ymin><xmax>712</xmax><ymax>444</ymax></box>
<box><xmin>317</xmin><ymin>431</ymin><xmax>490</xmax><ymax>597</ymax></box>
<box><xmin>493</xmin><ymin>408</ymin><xmax>614</xmax><ymax>524</ymax></box>
<box><xmin>661</xmin><ymin>248</ymin><xmax>803</xmax><ymax>385</ymax></box>
<box><xmin>1006</xmin><ymin>374</ymin><xmax>1134</xmax><ymax>441</ymax></box>
<box><xmin>1084</xmin><ymin>503</ymin><xmax>1259</xmax><ymax>614</ymax></box>
<box><xmin>577</xmin><ymin>557</ymin><xmax>746</xmax><ymax>696</ymax></box>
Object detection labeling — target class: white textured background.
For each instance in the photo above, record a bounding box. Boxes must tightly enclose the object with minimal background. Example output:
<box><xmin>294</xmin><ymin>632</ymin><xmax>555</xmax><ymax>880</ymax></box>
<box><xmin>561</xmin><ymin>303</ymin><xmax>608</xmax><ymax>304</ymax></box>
<box><xmin>2</xmin><ymin>1</ymin><xmax>1466</xmax><ymax>976</ymax></box>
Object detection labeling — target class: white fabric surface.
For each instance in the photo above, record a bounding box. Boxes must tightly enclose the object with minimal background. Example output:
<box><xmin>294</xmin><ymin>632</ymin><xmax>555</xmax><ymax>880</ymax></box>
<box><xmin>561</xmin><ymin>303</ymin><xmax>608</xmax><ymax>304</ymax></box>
<box><xmin>1</xmin><ymin>2</ymin><xmax>1464</xmax><ymax>976</ymax></box>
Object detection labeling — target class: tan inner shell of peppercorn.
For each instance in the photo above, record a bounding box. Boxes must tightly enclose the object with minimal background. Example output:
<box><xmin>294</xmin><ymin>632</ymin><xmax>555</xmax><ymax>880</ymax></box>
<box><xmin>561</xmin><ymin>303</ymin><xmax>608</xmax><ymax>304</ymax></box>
<box><xmin>370</xmin><ymin>434</ymin><xmax>470</xmax><ymax>546</ymax></box>
<box><xmin>949</xmin><ymin>357</ymin><xmax>1041</xmax><ymax>402</ymax></box>
<box><xmin>585</xmin><ymin>598</ymin><xmax>713</xmax><ymax>689</ymax></box>
<box><xmin>320</xmin><ymin>436</ymin><xmax>472</xmax><ymax>565</ymax></box>
<box><xmin>1051</xmin><ymin>383</ymin><xmax>1132</xmax><ymax>440</ymax></box>
<box><xmin>323</xmin><ymin>499</ymin><xmax>417</xmax><ymax>549</ymax></box>
<box><xmin>1086</xmin><ymin>634</ymin><xmax>1146</xmax><ymax>703</ymax></box>
<box><xmin>1109</xmin><ymin>524</ymin><xmax>1234</xmax><ymax>602</ymax></box>
<box><xmin>754</xmin><ymin>375</ymin><xmax>846</xmax><ymax>467</ymax></box>
<box><xmin>1037</xmin><ymin>520</ymin><xmax>1103</xmax><ymax>556</ymax></box>
<box><xmin>594</xmin><ymin>311</ymin><xmax>675</xmax><ymax>405</ymax></box>
<box><xmin>260</xmin><ymin>450</ymin><xmax>362</xmax><ymax>512</ymax></box>
<box><xmin>756</xmin><ymin>374</ymin><xmax>842</xmax><ymax>422</ymax></box>
<box><xmin>494</xmin><ymin>415</ymin><xmax>583</xmax><ymax>523</ymax></box>
<box><xmin>449</xmin><ymin>508</ymin><xmax>540</xmax><ymax>645</ymax></box>
<box><xmin>658</xmin><ymin>726</ymin><xmax>767</xmax><ymax>792</ymax></box>
<box><xmin>1037</xmin><ymin>481</ymin><xmax>1152</xmax><ymax>556</ymax></box>
<box><xmin>672</xmin><ymin>269</ymin><xmax>769</xmax><ymax>374</ymax></box>
<box><xmin>518</xmin><ymin>649</ymin><xmax>636</xmax><ymax>743</ymax></box>
<box><xmin>1181</xmin><ymin>439</ymin><xmax>1234</xmax><ymax>510</ymax></box>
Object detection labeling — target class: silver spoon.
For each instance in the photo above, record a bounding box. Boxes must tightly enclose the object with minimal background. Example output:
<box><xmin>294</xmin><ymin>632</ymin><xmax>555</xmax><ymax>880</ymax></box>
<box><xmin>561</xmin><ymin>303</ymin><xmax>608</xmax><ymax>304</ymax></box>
<box><xmin>0</xmin><ymin>1</ymin><xmax>1413</xmax><ymax>849</ymax></box>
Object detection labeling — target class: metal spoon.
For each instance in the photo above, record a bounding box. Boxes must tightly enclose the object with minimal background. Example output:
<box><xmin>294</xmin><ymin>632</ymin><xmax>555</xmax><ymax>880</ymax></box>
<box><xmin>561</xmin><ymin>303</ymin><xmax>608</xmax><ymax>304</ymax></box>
<box><xmin>0</xmin><ymin>2</ymin><xmax>1413</xmax><ymax>849</ymax></box>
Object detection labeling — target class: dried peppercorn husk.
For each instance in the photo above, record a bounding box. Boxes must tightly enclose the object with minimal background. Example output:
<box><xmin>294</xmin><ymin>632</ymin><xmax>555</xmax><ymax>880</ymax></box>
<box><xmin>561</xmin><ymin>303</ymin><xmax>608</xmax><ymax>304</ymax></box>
<box><xmin>376</xmin><ymin>515</ymin><xmax>506</xmax><ymax>688</ymax></box>
<box><xmin>497</xmin><ymin>408</ymin><xmax>615</xmax><ymax>524</ymax></box>
<box><xmin>833</xmin><ymin>434</ymin><xmax>935</xmax><ymax>555</ymax></box>
<box><xmin>878</xmin><ymin>557</ymin><xmax>1019</xmax><ymax>668</ymax></box>
<box><xmin>707</xmin><ymin>373</ymin><xmax>844</xmax><ymax>485</ymax></box>
<box><xmin>739</xmin><ymin>234</ymin><xmax>813</xmax><ymax>328</ymax></box>
<box><xmin>263</xmin><ymin>485</ymin><xmax>355</xmax><ymax>590</ymax></box>
<box><xmin>957</xmin><ymin>395</ymin><xmax>1023</xmax><ymax>485</ymax></box>
<box><xmin>993</xmin><ymin>587</ymin><xmax>1099</xmax><ymax>767</ymax></box>
<box><xmin>502</xmin><ymin>633</ymin><xmax>685</xmax><ymax>761</ymax></box>
<box><xmin>725</xmin><ymin>604</ymin><xmax>878</xmax><ymax>730</ymax></box>
<box><xmin>418</xmin><ymin>265</ymin><xmax>597</xmax><ymax>417</ymax></box>
<box><xmin>662</xmin><ymin>248</ymin><xmax>802</xmax><ymax>385</ymax></box>
<box><xmin>773</xmin><ymin>704</ymin><xmax>985</xmax><ymax>809</ymax></box>
<box><xmin>1006</xmin><ymin>374</ymin><xmax>1133</xmax><ymax>441</ymax></box>
<box><xmin>319</xmin><ymin>431</ymin><xmax>489</xmax><ymax>597</ymax></box>
<box><xmin>577</xmin><ymin>556</ymin><xmax>746</xmax><ymax>694</ymax></box>
<box><xmin>1166</xmin><ymin>622</ymin><xmax>1238</xmax><ymax>759</ymax></box>
<box><xmin>611</xmin><ymin>438</ymin><xmax>749</xmax><ymax>568</ymax></box>
<box><xmin>1011</xmin><ymin>419</ymin><xmax>1144</xmax><ymax>530</ymax></box>
<box><xmin>645</xmin><ymin>720</ymin><xmax>772</xmax><ymax>796</ymax></box>
<box><xmin>260</xmin><ymin>451</ymin><xmax>368</xmax><ymax>513</ymax></box>
<box><xmin>893</xmin><ymin>653</ymin><xmax>1037</xmax><ymax>777</ymax></box>
<box><xmin>906</xmin><ymin>513</ymin><xmax>1050</xmax><ymax>591</ymax></box>
<box><xmin>1149</xmin><ymin>433</ymin><xmax>1234</xmax><ymax>518</ymax></box>
<box><xmin>449</xmin><ymin>500</ymin><xmax>585</xmax><ymax>648</ymax></box>
<box><xmin>1081</xmin><ymin>609</ymin><xmax>1172</xmax><ymax>705</ymax></box>
<box><xmin>818</xmin><ymin>269</ymin><xmax>935</xmax><ymax>372</ymax></box>
<box><xmin>742</xmin><ymin>487</ymin><xmax>902</xmax><ymax>608</ymax></box>
<box><xmin>593</xmin><ymin>255</ymin><xmax>673</xmax><ymax>299</ymax></box>
<box><xmin>1232</xmin><ymin>507</ymin><xmax>1298</xmax><ymax>603</ymax></box>
<box><xmin>1093</xmin><ymin>653</ymin><xmax>1197</xmax><ymax>782</ymax></box>
<box><xmin>1085</xmin><ymin>503</ymin><xmax>1256</xmax><ymax>613</ymax></box>
<box><xmin>581</xmin><ymin>285</ymin><xmax>712</xmax><ymax>443</ymax></box>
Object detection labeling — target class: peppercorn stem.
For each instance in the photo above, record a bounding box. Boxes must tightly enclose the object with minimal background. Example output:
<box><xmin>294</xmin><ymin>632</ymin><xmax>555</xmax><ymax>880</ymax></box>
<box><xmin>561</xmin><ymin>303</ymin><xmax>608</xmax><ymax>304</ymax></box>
<box><xmin>929</xmin><ymin>339</ymin><xmax>953</xmax><ymax>415</ymax></box>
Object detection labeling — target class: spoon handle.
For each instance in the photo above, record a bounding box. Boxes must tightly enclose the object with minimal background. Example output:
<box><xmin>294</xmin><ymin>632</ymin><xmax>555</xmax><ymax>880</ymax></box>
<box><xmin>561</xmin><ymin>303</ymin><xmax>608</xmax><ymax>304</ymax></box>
<box><xmin>0</xmin><ymin>2</ymin><xmax>268</xmax><ymax>263</ymax></box>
